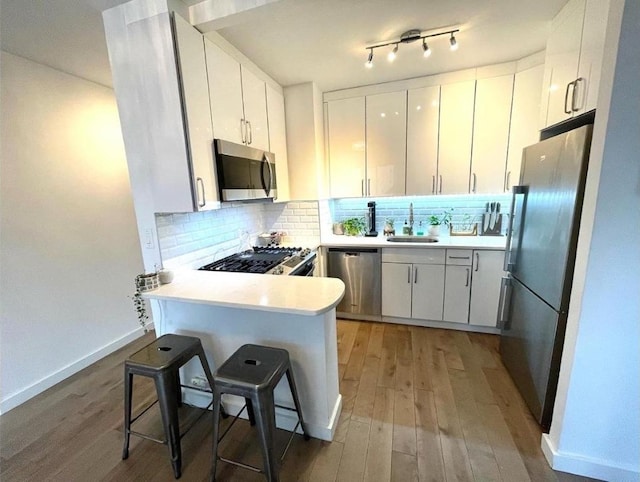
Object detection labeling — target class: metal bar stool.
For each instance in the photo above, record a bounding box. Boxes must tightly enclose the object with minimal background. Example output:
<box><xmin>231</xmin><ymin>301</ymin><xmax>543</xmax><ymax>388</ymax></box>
<box><xmin>122</xmin><ymin>334</ymin><xmax>226</xmax><ymax>479</ymax></box>
<box><xmin>210</xmin><ymin>344</ymin><xmax>310</xmax><ymax>482</ymax></box>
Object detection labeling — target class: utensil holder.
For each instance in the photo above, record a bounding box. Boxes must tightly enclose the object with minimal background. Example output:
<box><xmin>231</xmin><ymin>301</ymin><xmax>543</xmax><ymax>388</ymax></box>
<box><xmin>480</xmin><ymin>213</ymin><xmax>503</xmax><ymax>236</ymax></box>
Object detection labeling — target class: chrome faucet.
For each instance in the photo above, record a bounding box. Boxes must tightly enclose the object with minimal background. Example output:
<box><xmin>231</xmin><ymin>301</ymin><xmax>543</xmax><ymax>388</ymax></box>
<box><xmin>409</xmin><ymin>203</ymin><xmax>414</xmax><ymax>235</ymax></box>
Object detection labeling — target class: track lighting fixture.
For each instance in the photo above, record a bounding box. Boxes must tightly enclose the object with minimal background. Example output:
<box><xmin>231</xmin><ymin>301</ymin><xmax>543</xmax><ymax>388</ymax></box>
<box><xmin>364</xmin><ymin>28</ymin><xmax>460</xmax><ymax>68</ymax></box>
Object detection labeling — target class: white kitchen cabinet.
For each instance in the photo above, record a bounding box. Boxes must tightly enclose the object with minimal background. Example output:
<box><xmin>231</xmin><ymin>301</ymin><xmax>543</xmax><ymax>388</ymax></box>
<box><xmin>443</xmin><ymin>250</ymin><xmax>472</xmax><ymax>323</ymax></box>
<box><xmin>469</xmin><ymin>250</ymin><xmax>505</xmax><ymax>327</ymax></box>
<box><xmin>327</xmin><ymin>97</ymin><xmax>366</xmax><ymax>198</ymax></box>
<box><xmin>382</xmin><ymin>248</ymin><xmax>445</xmax><ymax>321</ymax></box>
<box><xmin>366</xmin><ymin>91</ymin><xmax>407</xmax><ymax>197</ymax></box>
<box><xmin>541</xmin><ymin>0</ymin><xmax>609</xmax><ymax>128</ymax></box>
<box><xmin>204</xmin><ymin>39</ymin><xmax>269</xmax><ymax>150</ymax></box>
<box><xmin>241</xmin><ymin>67</ymin><xmax>269</xmax><ymax>151</ymax></box>
<box><xmin>266</xmin><ymin>85</ymin><xmax>290</xmax><ymax>201</ymax></box>
<box><xmin>438</xmin><ymin>80</ymin><xmax>475</xmax><ymax>194</ymax></box>
<box><xmin>172</xmin><ymin>13</ymin><xmax>219</xmax><ymax>211</ymax></box>
<box><xmin>471</xmin><ymin>75</ymin><xmax>514</xmax><ymax>194</ymax></box>
<box><xmin>506</xmin><ymin>64</ymin><xmax>544</xmax><ymax>191</ymax></box>
<box><xmin>406</xmin><ymin>86</ymin><xmax>440</xmax><ymax>195</ymax></box>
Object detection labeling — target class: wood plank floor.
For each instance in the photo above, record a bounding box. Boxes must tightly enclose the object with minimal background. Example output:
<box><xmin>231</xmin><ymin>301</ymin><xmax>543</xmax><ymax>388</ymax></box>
<box><xmin>0</xmin><ymin>321</ymin><xmax>600</xmax><ymax>481</ymax></box>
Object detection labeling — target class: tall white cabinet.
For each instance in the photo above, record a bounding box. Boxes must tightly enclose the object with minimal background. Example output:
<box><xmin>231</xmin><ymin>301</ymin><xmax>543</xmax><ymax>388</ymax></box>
<box><xmin>406</xmin><ymin>86</ymin><xmax>440</xmax><ymax>195</ymax></box>
<box><xmin>470</xmin><ymin>75</ymin><xmax>514</xmax><ymax>194</ymax></box>
<box><xmin>365</xmin><ymin>91</ymin><xmax>407</xmax><ymax>197</ymax></box>
<box><xmin>266</xmin><ymin>85</ymin><xmax>290</xmax><ymax>201</ymax></box>
<box><xmin>240</xmin><ymin>67</ymin><xmax>269</xmax><ymax>151</ymax></box>
<box><xmin>327</xmin><ymin>97</ymin><xmax>366</xmax><ymax>198</ymax></box>
<box><xmin>438</xmin><ymin>80</ymin><xmax>475</xmax><ymax>195</ymax></box>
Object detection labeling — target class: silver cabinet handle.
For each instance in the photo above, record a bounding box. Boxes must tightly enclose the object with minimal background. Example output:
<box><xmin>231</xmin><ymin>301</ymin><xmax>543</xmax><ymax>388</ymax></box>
<box><xmin>246</xmin><ymin>120</ymin><xmax>253</xmax><ymax>145</ymax></box>
<box><xmin>414</xmin><ymin>266</ymin><xmax>418</xmax><ymax>284</ymax></box>
<box><xmin>465</xmin><ymin>268</ymin><xmax>470</xmax><ymax>287</ymax></box>
<box><xmin>475</xmin><ymin>252</ymin><xmax>479</xmax><ymax>272</ymax></box>
<box><xmin>497</xmin><ymin>276</ymin><xmax>513</xmax><ymax>329</ymax></box>
<box><xmin>439</xmin><ymin>175</ymin><xmax>443</xmax><ymax>194</ymax></box>
<box><xmin>505</xmin><ymin>170</ymin><xmax>511</xmax><ymax>192</ymax></box>
<box><xmin>472</xmin><ymin>173</ymin><xmax>477</xmax><ymax>193</ymax></box>
<box><xmin>240</xmin><ymin>119</ymin><xmax>247</xmax><ymax>144</ymax></box>
<box><xmin>563</xmin><ymin>82</ymin><xmax>573</xmax><ymax>114</ymax></box>
<box><xmin>431</xmin><ymin>175</ymin><xmax>436</xmax><ymax>194</ymax></box>
<box><xmin>196</xmin><ymin>177</ymin><xmax>206</xmax><ymax>208</ymax></box>
<box><xmin>368</xmin><ymin>178</ymin><xmax>371</xmax><ymax>196</ymax></box>
<box><xmin>361</xmin><ymin>179</ymin><xmax>364</xmax><ymax>197</ymax></box>
<box><xmin>407</xmin><ymin>265</ymin><xmax>411</xmax><ymax>284</ymax></box>
<box><xmin>571</xmin><ymin>77</ymin><xmax>584</xmax><ymax>112</ymax></box>
<box><xmin>449</xmin><ymin>255</ymin><xmax>470</xmax><ymax>260</ymax></box>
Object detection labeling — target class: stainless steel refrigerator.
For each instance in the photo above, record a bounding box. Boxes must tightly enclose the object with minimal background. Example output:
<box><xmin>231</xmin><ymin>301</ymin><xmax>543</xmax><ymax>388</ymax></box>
<box><xmin>498</xmin><ymin>124</ymin><xmax>592</xmax><ymax>431</ymax></box>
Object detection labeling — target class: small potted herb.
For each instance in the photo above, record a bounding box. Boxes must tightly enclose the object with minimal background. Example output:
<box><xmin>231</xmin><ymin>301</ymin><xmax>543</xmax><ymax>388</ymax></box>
<box><xmin>428</xmin><ymin>210</ymin><xmax>453</xmax><ymax>236</ymax></box>
<box><xmin>342</xmin><ymin>217</ymin><xmax>366</xmax><ymax>236</ymax></box>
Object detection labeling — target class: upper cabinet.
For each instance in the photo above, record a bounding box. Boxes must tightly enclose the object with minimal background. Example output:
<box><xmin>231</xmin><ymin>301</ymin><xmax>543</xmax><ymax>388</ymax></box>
<box><xmin>439</xmin><ymin>80</ymin><xmax>475</xmax><ymax>195</ymax></box>
<box><xmin>540</xmin><ymin>0</ymin><xmax>610</xmax><ymax>128</ymax></box>
<box><xmin>327</xmin><ymin>97</ymin><xmax>366</xmax><ymax>198</ymax></box>
<box><xmin>366</xmin><ymin>91</ymin><xmax>407</xmax><ymax>197</ymax></box>
<box><xmin>471</xmin><ymin>75</ymin><xmax>514</xmax><ymax>194</ymax></box>
<box><xmin>172</xmin><ymin>13</ymin><xmax>219</xmax><ymax>211</ymax></box>
<box><xmin>204</xmin><ymin>39</ymin><xmax>269</xmax><ymax>151</ymax></box>
<box><xmin>506</xmin><ymin>64</ymin><xmax>544</xmax><ymax>191</ymax></box>
<box><xmin>266</xmin><ymin>85</ymin><xmax>290</xmax><ymax>202</ymax></box>
<box><xmin>406</xmin><ymin>86</ymin><xmax>440</xmax><ymax>196</ymax></box>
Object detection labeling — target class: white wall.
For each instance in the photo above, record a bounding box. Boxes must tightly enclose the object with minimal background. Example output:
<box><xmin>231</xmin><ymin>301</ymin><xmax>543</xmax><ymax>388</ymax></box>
<box><xmin>0</xmin><ymin>52</ymin><xmax>145</xmax><ymax>413</ymax></box>
<box><xmin>542</xmin><ymin>0</ymin><xmax>640</xmax><ymax>480</ymax></box>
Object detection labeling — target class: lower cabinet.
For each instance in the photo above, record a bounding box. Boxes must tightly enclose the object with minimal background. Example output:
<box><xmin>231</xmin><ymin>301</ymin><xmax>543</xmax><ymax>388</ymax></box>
<box><xmin>381</xmin><ymin>247</ymin><xmax>504</xmax><ymax>330</ymax></box>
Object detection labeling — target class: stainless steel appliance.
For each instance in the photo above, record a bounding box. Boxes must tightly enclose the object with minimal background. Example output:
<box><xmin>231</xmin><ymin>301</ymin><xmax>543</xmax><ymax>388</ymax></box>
<box><xmin>199</xmin><ymin>247</ymin><xmax>315</xmax><ymax>276</ymax></box>
<box><xmin>498</xmin><ymin>124</ymin><xmax>592</xmax><ymax>430</ymax></box>
<box><xmin>327</xmin><ymin>248</ymin><xmax>381</xmax><ymax>317</ymax></box>
<box><xmin>365</xmin><ymin>201</ymin><xmax>378</xmax><ymax>237</ymax></box>
<box><xmin>214</xmin><ymin>139</ymin><xmax>277</xmax><ymax>202</ymax></box>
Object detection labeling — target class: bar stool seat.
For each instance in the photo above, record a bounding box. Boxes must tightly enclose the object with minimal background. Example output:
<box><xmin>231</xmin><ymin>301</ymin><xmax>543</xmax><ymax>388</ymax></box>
<box><xmin>123</xmin><ymin>334</ymin><xmax>225</xmax><ymax>479</ymax></box>
<box><xmin>211</xmin><ymin>344</ymin><xmax>310</xmax><ymax>482</ymax></box>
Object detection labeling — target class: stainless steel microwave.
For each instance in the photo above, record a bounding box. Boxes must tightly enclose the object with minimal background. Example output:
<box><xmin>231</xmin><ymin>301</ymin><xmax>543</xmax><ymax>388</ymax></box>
<box><xmin>213</xmin><ymin>139</ymin><xmax>277</xmax><ymax>202</ymax></box>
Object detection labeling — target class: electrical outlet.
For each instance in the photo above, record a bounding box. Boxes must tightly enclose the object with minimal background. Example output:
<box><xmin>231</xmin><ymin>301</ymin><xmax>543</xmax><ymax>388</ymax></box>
<box><xmin>190</xmin><ymin>376</ymin><xmax>210</xmax><ymax>389</ymax></box>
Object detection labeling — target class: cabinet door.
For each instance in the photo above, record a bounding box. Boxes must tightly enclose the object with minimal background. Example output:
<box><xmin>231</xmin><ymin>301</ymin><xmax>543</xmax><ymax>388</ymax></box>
<box><xmin>382</xmin><ymin>262</ymin><xmax>412</xmax><ymax>318</ymax></box>
<box><xmin>172</xmin><ymin>13</ymin><xmax>219</xmax><ymax>211</ymax></box>
<box><xmin>575</xmin><ymin>0</ymin><xmax>610</xmax><ymax>114</ymax></box>
<box><xmin>443</xmin><ymin>265</ymin><xmax>471</xmax><ymax>323</ymax></box>
<box><xmin>204</xmin><ymin>38</ymin><xmax>245</xmax><ymax>145</ymax></box>
<box><xmin>411</xmin><ymin>264</ymin><xmax>445</xmax><ymax>321</ymax></box>
<box><xmin>266</xmin><ymin>85</ymin><xmax>290</xmax><ymax>202</ymax></box>
<box><xmin>506</xmin><ymin>65</ymin><xmax>544</xmax><ymax>191</ymax></box>
<box><xmin>471</xmin><ymin>75</ymin><xmax>514</xmax><ymax>194</ymax></box>
<box><xmin>469</xmin><ymin>251</ymin><xmax>505</xmax><ymax>327</ymax></box>
<box><xmin>327</xmin><ymin>97</ymin><xmax>366</xmax><ymax>198</ymax></box>
<box><xmin>406</xmin><ymin>86</ymin><xmax>440</xmax><ymax>195</ymax></box>
<box><xmin>439</xmin><ymin>80</ymin><xmax>475</xmax><ymax>195</ymax></box>
<box><xmin>366</xmin><ymin>91</ymin><xmax>407</xmax><ymax>197</ymax></box>
<box><xmin>241</xmin><ymin>66</ymin><xmax>270</xmax><ymax>151</ymax></box>
<box><xmin>542</xmin><ymin>0</ymin><xmax>585</xmax><ymax>128</ymax></box>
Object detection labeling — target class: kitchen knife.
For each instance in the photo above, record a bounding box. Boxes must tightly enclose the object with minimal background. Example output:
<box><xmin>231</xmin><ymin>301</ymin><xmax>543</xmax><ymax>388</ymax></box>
<box><xmin>489</xmin><ymin>202</ymin><xmax>496</xmax><ymax>230</ymax></box>
<box><xmin>483</xmin><ymin>202</ymin><xmax>491</xmax><ymax>233</ymax></box>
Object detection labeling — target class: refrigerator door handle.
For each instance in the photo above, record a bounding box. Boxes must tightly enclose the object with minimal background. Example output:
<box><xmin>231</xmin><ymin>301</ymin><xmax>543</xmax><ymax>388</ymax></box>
<box><xmin>497</xmin><ymin>276</ymin><xmax>513</xmax><ymax>329</ymax></box>
<box><xmin>504</xmin><ymin>185</ymin><xmax>526</xmax><ymax>272</ymax></box>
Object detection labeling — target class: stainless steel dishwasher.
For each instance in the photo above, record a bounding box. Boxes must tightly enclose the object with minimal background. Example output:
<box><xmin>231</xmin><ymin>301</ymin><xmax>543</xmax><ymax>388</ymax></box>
<box><xmin>327</xmin><ymin>247</ymin><xmax>381</xmax><ymax>317</ymax></box>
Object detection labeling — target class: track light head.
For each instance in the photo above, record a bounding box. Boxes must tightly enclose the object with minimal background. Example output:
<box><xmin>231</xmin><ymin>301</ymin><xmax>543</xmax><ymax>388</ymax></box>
<box><xmin>387</xmin><ymin>44</ymin><xmax>398</xmax><ymax>62</ymax></box>
<box><xmin>422</xmin><ymin>39</ymin><xmax>431</xmax><ymax>58</ymax></box>
<box><xmin>450</xmin><ymin>33</ymin><xmax>458</xmax><ymax>51</ymax></box>
<box><xmin>365</xmin><ymin>49</ymin><xmax>374</xmax><ymax>68</ymax></box>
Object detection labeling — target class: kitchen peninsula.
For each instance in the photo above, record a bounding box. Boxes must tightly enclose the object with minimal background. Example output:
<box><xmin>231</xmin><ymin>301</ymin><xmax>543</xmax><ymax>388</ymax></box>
<box><xmin>143</xmin><ymin>270</ymin><xmax>345</xmax><ymax>441</ymax></box>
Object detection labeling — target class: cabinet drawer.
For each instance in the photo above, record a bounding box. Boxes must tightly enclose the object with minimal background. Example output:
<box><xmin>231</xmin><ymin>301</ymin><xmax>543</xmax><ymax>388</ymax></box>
<box><xmin>446</xmin><ymin>249</ymin><xmax>473</xmax><ymax>266</ymax></box>
<box><xmin>382</xmin><ymin>248</ymin><xmax>445</xmax><ymax>264</ymax></box>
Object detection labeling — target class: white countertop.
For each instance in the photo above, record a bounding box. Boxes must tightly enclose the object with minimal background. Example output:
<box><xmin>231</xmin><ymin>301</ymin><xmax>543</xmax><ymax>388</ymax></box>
<box><xmin>142</xmin><ymin>269</ymin><xmax>345</xmax><ymax>316</ymax></box>
<box><xmin>320</xmin><ymin>233</ymin><xmax>506</xmax><ymax>250</ymax></box>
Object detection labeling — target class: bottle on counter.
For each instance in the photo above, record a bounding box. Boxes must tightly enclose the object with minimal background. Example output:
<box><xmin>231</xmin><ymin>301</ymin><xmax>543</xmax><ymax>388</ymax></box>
<box><xmin>402</xmin><ymin>220</ymin><xmax>411</xmax><ymax>235</ymax></box>
<box><xmin>416</xmin><ymin>221</ymin><xmax>424</xmax><ymax>236</ymax></box>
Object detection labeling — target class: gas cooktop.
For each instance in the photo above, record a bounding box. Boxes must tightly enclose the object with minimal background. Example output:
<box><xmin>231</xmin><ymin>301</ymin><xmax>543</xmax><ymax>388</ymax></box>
<box><xmin>199</xmin><ymin>246</ymin><xmax>314</xmax><ymax>275</ymax></box>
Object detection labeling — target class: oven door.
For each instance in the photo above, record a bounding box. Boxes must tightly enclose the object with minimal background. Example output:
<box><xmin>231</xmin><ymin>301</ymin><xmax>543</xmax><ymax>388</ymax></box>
<box><xmin>214</xmin><ymin>139</ymin><xmax>277</xmax><ymax>201</ymax></box>
<box><xmin>291</xmin><ymin>259</ymin><xmax>316</xmax><ymax>276</ymax></box>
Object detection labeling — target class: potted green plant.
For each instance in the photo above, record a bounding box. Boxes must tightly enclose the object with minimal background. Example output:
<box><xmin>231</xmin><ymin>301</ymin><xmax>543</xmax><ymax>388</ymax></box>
<box><xmin>427</xmin><ymin>210</ymin><xmax>453</xmax><ymax>236</ymax></box>
<box><xmin>383</xmin><ymin>218</ymin><xmax>395</xmax><ymax>236</ymax></box>
<box><xmin>342</xmin><ymin>217</ymin><xmax>366</xmax><ymax>236</ymax></box>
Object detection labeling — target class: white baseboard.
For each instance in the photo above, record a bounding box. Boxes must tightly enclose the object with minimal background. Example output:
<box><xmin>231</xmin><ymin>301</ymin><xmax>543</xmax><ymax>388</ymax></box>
<box><xmin>542</xmin><ymin>433</ymin><xmax>640</xmax><ymax>482</ymax></box>
<box><xmin>0</xmin><ymin>323</ymin><xmax>153</xmax><ymax>415</ymax></box>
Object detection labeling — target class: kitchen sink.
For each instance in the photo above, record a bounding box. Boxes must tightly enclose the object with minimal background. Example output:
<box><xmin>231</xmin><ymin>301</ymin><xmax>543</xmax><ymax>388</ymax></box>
<box><xmin>386</xmin><ymin>236</ymin><xmax>439</xmax><ymax>243</ymax></box>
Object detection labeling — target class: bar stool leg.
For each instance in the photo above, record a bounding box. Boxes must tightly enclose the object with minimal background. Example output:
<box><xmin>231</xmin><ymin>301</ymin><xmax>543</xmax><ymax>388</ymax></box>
<box><xmin>246</xmin><ymin>398</ymin><xmax>256</xmax><ymax>426</ymax></box>
<box><xmin>174</xmin><ymin>369</ymin><xmax>182</xmax><ymax>408</ymax></box>
<box><xmin>210</xmin><ymin>386</ymin><xmax>223</xmax><ymax>482</ymax></box>
<box><xmin>197</xmin><ymin>349</ymin><xmax>228</xmax><ymax>418</ymax></box>
<box><xmin>122</xmin><ymin>367</ymin><xmax>134</xmax><ymax>460</ymax></box>
<box><xmin>285</xmin><ymin>367</ymin><xmax>310</xmax><ymax>440</ymax></box>
<box><xmin>254</xmin><ymin>391</ymin><xmax>279</xmax><ymax>482</ymax></box>
<box><xmin>156</xmin><ymin>371</ymin><xmax>182</xmax><ymax>479</ymax></box>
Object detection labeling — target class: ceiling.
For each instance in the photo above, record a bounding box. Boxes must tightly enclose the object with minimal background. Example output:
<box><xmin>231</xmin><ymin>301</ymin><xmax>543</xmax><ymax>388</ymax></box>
<box><xmin>1</xmin><ymin>0</ymin><xmax>567</xmax><ymax>91</ymax></box>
